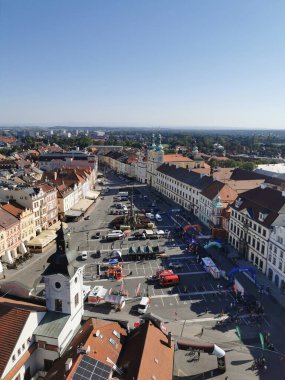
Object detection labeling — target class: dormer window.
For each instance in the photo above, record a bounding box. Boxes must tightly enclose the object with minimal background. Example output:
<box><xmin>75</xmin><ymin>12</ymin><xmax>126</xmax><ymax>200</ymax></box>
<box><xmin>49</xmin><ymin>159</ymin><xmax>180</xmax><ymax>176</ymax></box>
<box><xmin>235</xmin><ymin>198</ymin><xmax>242</xmax><ymax>208</ymax></box>
<box><xmin>259</xmin><ymin>212</ymin><xmax>266</xmax><ymax>222</ymax></box>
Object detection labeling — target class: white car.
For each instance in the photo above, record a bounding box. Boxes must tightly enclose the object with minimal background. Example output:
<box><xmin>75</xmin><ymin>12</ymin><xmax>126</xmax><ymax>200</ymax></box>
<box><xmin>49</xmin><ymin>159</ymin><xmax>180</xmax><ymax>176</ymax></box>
<box><xmin>81</xmin><ymin>251</ymin><xmax>88</xmax><ymax>260</ymax></box>
<box><xmin>155</xmin><ymin>213</ymin><xmax>162</xmax><ymax>222</ymax></box>
<box><xmin>138</xmin><ymin>297</ymin><xmax>150</xmax><ymax>314</ymax></box>
<box><xmin>168</xmin><ymin>262</ymin><xmax>183</xmax><ymax>269</ymax></box>
<box><xmin>146</xmin><ymin>213</ymin><xmax>154</xmax><ymax>220</ymax></box>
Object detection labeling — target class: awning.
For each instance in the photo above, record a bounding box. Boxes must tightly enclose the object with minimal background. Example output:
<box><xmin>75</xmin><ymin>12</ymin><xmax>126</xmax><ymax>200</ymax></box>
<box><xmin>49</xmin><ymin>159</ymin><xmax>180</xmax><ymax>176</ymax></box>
<box><xmin>71</xmin><ymin>199</ymin><xmax>94</xmax><ymax>212</ymax></box>
<box><xmin>65</xmin><ymin>210</ymin><xmax>82</xmax><ymax>218</ymax></box>
<box><xmin>48</xmin><ymin>221</ymin><xmax>68</xmax><ymax>231</ymax></box>
<box><xmin>19</xmin><ymin>242</ymin><xmax>27</xmax><ymax>254</ymax></box>
<box><xmin>5</xmin><ymin>250</ymin><xmax>13</xmax><ymax>264</ymax></box>
<box><xmin>27</xmin><ymin>231</ymin><xmax>56</xmax><ymax>248</ymax></box>
<box><xmin>85</xmin><ymin>190</ymin><xmax>100</xmax><ymax>200</ymax></box>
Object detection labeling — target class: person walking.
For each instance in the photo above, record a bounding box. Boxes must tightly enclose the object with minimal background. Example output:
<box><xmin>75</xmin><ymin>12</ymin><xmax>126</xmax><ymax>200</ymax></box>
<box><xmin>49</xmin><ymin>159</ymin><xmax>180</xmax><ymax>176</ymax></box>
<box><xmin>197</xmin><ymin>351</ymin><xmax>200</xmax><ymax>361</ymax></box>
<box><xmin>201</xmin><ymin>328</ymin><xmax>204</xmax><ymax>336</ymax></box>
<box><xmin>205</xmin><ymin>307</ymin><xmax>208</xmax><ymax>314</ymax></box>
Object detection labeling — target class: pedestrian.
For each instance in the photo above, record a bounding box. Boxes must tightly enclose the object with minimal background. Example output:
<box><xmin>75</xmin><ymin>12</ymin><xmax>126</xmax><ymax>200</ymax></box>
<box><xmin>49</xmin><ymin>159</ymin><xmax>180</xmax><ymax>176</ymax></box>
<box><xmin>197</xmin><ymin>351</ymin><xmax>200</xmax><ymax>360</ymax></box>
<box><xmin>205</xmin><ymin>307</ymin><xmax>208</xmax><ymax>314</ymax></box>
<box><xmin>201</xmin><ymin>328</ymin><xmax>204</xmax><ymax>336</ymax></box>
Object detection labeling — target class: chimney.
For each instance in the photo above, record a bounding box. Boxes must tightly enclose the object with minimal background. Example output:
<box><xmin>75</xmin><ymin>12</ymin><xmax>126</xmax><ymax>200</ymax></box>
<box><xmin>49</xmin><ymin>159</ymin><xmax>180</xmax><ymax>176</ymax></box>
<box><xmin>54</xmin><ymin>171</ymin><xmax>57</xmax><ymax>181</ymax></box>
<box><xmin>167</xmin><ymin>332</ymin><xmax>172</xmax><ymax>348</ymax></box>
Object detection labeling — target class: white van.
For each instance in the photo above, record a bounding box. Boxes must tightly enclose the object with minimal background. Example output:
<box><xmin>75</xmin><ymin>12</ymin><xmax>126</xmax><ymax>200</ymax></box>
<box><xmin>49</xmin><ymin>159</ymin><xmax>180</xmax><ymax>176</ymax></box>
<box><xmin>138</xmin><ymin>297</ymin><xmax>150</xmax><ymax>314</ymax></box>
<box><xmin>107</xmin><ymin>231</ymin><xmax>124</xmax><ymax>240</ymax></box>
<box><xmin>81</xmin><ymin>251</ymin><xmax>88</xmax><ymax>260</ymax></box>
<box><xmin>155</xmin><ymin>214</ymin><xmax>162</xmax><ymax>222</ymax></box>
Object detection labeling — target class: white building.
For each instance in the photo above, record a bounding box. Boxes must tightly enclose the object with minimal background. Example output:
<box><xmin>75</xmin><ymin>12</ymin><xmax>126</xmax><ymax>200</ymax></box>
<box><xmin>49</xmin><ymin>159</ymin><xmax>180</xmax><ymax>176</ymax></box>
<box><xmin>228</xmin><ymin>184</ymin><xmax>285</xmax><ymax>274</ymax></box>
<box><xmin>268</xmin><ymin>226</ymin><xmax>285</xmax><ymax>292</ymax></box>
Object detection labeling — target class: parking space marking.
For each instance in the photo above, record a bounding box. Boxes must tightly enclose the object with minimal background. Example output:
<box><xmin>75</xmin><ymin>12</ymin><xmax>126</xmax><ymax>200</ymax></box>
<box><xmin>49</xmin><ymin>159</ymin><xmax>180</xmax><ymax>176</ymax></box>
<box><xmin>175</xmin><ymin>295</ymin><xmax>179</xmax><ymax>304</ymax></box>
<box><xmin>161</xmin><ymin>297</ymin><xmax>164</xmax><ymax>306</ymax></box>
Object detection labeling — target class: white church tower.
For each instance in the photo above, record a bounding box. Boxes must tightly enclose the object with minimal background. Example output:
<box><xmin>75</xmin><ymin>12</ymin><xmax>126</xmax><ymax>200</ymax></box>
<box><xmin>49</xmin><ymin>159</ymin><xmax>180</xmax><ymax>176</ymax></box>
<box><xmin>44</xmin><ymin>223</ymin><xmax>84</xmax><ymax>319</ymax></box>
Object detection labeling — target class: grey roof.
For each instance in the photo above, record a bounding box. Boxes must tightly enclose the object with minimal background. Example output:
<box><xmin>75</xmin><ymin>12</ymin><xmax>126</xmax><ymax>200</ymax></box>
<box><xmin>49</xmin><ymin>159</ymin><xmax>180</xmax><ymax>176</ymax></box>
<box><xmin>157</xmin><ymin>163</ymin><xmax>214</xmax><ymax>190</ymax></box>
<box><xmin>34</xmin><ymin>311</ymin><xmax>70</xmax><ymax>338</ymax></box>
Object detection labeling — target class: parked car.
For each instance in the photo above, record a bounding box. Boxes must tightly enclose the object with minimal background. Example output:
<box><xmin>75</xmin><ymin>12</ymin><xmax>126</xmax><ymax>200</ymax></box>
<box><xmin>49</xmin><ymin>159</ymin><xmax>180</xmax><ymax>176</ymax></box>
<box><xmin>146</xmin><ymin>213</ymin><xmax>154</xmax><ymax>220</ymax></box>
<box><xmin>92</xmin><ymin>232</ymin><xmax>101</xmax><ymax>239</ymax></box>
<box><xmin>168</xmin><ymin>262</ymin><xmax>183</xmax><ymax>269</ymax></box>
<box><xmin>81</xmin><ymin>251</ymin><xmax>88</xmax><ymax>260</ymax></box>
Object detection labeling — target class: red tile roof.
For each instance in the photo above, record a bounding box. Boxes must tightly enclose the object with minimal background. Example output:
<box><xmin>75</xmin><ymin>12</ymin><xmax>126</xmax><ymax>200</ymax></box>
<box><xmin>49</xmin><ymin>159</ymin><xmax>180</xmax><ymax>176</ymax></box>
<box><xmin>45</xmin><ymin>318</ymin><xmax>127</xmax><ymax>380</ymax></box>
<box><xmin>0</xmin><ymin>208</ymin><xmax>19</xmax><ymax>229</ymax></box>
<box><xmin>1</xmin><ymin>202</ymin><xmax>27</xmax><ymax>219</ymax></box>
<box><xmin>164</xmin><ymin>154</ymin><xmax>193</xmax><ymax>163</ymax></box>
<box><xmin>0</xmin><ymin>298</ymin><xmax>45</xmax><ymax>377</ymax></box>
<box><xmin>118</xmin><ymin>320</ymin><xmax>174</xmax><ymax>380</ymax></box>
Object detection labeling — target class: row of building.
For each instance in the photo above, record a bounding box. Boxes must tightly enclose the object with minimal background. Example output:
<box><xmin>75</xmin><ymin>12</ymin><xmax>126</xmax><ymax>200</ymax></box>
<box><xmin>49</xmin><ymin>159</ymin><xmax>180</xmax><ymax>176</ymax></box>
<box><xmin>0</xmin><ymin>150</ymin><xmax>98</xmax><ymax>264</ymax></box>
<box><xmin>99</xmin><ymin>134</ymin><xmax>285</xmax><ymax>292</ymax></box>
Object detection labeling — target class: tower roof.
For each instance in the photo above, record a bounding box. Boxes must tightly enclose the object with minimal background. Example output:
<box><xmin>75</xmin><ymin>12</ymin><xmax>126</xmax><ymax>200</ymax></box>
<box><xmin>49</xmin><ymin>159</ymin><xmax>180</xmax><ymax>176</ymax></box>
<box><xmin>44</xmin><ymin>222</ymin><xmax>77</xmax><ymax>278</ymax></box>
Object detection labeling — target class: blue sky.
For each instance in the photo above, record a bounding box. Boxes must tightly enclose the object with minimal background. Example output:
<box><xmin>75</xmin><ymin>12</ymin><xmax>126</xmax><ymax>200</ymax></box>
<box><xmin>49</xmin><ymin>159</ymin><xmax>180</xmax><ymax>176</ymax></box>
<box><xmin>0</xmin><ymin>0</ymin><xmax>284</xmax><ymax>128</ymax></box>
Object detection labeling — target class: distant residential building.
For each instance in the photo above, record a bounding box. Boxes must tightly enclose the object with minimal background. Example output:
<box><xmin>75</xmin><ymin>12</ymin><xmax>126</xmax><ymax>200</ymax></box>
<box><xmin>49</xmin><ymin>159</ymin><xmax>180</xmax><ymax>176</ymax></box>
<box><xmin>38</xmin><ymin>150</ymin><xmax>98</xmax><ymax>172</ymax></box>
<box><xmin>37</xmin><ymin>183</ymin><xmax>58</xmax><ymax>227</ymax></box>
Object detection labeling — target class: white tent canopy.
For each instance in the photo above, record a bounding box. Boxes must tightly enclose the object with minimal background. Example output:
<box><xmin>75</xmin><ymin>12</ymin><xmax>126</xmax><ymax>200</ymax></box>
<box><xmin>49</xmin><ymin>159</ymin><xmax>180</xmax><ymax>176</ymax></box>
<box><xmin>5</xmin><ymin>250</ymin><xmax>13</xmax><ymax>264</ymax></box>
<box><xmin>19</xmin><ymin>242</ymin><xmax>27</xmax><ymax>255</ymax></box>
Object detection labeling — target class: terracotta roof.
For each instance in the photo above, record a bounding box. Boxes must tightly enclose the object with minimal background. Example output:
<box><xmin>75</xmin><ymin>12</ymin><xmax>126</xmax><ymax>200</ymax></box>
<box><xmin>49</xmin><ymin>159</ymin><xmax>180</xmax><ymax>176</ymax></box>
<box><xmin>45</xmin><ymin>318</ymin><xmax>127</xmax><ymax>380</ymax></box>
<box><xmin>201</xmin><ymin>180</ymin><xmax>238</xmax><ymax>203</ymax></box>
<box><xmin>118</xmin><ymin>320</ymin><xmax>174</xmax><ymax>380</ymax></box>
<box><xmin>164</xmin><ymin>154</ymin><xmax>193</xmax><ymax>163</ymax></box>
<box><xmin>0</xmin><ymin>207</ymin><xmax>19</xmax><ymax>229</ymax></box>
<box><xmin>57</xmin><ymin>184</ymin><xmax>74</xmax><ymax>198</ymax></box>
<box><xmin>36</xmin><ymin>182</ymin><xmax>56</xmax><ymax>193</ymax></box>
<box><xmin>1</xmin><ymin>202</ymin><xmax>27</xmax><ymax>219</ymax></box>
<box><xmin>0</xmin><ymin>136</ymin><xmax>16</xmax><ymax>144</ymax></box>
<box><xmin>0</xmin><ymin>302</ymin><xmax>34</xmax><ymax>377</ymax></box>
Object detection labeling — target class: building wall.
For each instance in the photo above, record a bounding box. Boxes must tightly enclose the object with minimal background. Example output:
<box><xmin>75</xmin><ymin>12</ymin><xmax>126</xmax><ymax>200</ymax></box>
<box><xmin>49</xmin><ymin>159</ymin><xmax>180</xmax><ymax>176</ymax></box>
<box><xmin>228</xmin><ymin>209</ymin><xmax>269</xmax><ymax>273</ymax></box>
<box><xmin>267</xmin><ymin>226</ymin><xmax>285</xmax><ymax>291</ymax></box>
<box><xmin>20</xmin><ymin>209</ymin><xmax>36</xmax><ymax>243</ymax></box>
<box><xmin>0</xmin><ymin>228</ymin><xmax>6</xmax><ymax>259</ymax></box>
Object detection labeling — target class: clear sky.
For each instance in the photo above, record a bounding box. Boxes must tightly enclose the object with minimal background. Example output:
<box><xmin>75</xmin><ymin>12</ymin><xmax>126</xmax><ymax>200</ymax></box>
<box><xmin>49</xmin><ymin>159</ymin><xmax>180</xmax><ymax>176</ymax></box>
<box><xmin>0</xmin><ymin>0</ymin><xmax>284</xmax><ymax>129</ymax></box>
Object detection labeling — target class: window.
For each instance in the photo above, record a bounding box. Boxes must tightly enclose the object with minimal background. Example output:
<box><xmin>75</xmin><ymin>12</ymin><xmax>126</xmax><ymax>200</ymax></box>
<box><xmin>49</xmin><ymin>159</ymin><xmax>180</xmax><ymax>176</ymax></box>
<box><xmin>18</xmin><ymin>348</ymin><xmax>21</xmax><ymax>356</ymax></box>
<box><xmin>279</xmin><ymin>261</ymin><xmax>283</xmax><ymax>270</ymax></box>
<box><xmin>22</xmin><ymin>343</ymin><xmax>25</xmax><ymax>350</ymax></box>
<box><xmin>55</xmin><ymin>299</ymin><xmax>62</xmax><ymax>312</ymax></box>
<box><xmin>277</xmin><ymin>236</ymin><xmax>283</xmax><ymax>244</ymax></box>
<box><xmin>268</xmin><ymin>254</ymin><xmax>272</xmax><ymax>262</ymax></box>
<box><xmin>12</xmin><ymin>355</ymin><xmax>16</xmax><ymax>362</ymax></box>
<box><xmin>74</xmin><ymin>293</ymin><xmax>79</xmax><ymax>307</ymax></box>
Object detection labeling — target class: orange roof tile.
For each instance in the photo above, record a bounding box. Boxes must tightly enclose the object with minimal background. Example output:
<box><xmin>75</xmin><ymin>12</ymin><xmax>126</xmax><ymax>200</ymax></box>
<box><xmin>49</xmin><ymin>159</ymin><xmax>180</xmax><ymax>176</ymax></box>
<box><xmin>1</xmin><ymin>202</ymin><xmax>27</xmax><ymax>219</ymax></box>
<box><xmin>0</xmin><ymin>304</ymin><xmax>30</xmax><ymax>376</ymax></box>
<box><xmin>164</xmin><ymin>154</ymin><xmax>193</xmax><ymax>163</ymax></box>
